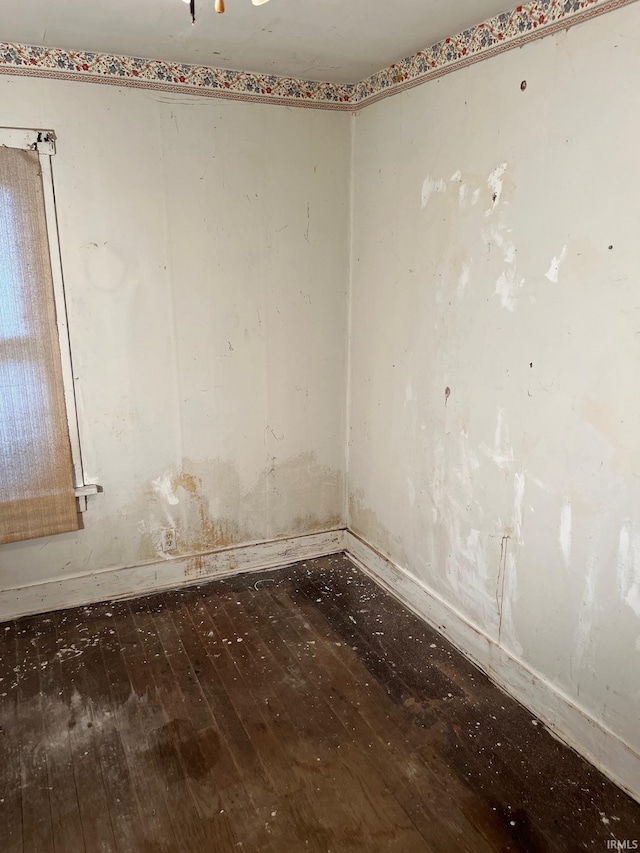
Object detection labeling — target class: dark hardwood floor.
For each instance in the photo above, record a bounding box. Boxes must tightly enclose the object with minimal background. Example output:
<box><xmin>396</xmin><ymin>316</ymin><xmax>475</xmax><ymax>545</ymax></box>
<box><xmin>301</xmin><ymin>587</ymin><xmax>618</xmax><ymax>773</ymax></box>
<box><xmin>0</xmin><ymin>554</ymin><xmax>638</xmax><ymax>852</ymax></box>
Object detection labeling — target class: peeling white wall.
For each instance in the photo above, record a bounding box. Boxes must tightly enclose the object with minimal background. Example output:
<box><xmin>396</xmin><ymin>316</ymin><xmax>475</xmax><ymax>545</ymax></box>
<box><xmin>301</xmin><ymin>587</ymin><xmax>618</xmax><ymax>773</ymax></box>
<box><xmin>0</xmin><ymin>75</ymin><xmax>349</xmax><ymax>587</ymax></box>
<box><xmin>349</xmin><ymin>4</ymin><xmax>640</xmax><ymax>757</ymax></box>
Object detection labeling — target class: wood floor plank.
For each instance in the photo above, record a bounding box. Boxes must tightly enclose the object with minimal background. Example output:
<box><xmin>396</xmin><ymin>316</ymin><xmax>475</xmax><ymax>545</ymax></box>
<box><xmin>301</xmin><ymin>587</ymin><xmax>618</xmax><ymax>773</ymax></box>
<box><xmin>162</xmin><ymin>588</ymin><xmax>277</xmax><ymax>848</ymax></box>
<box><xmin>105</xmin><ymin>600</ymin><xmax>180</xmax><ymax>853</ymax></box>
<box><xmin>192</xmin><ymin>589</ymin><xmax>329</xmax><ymax>852</ymax></box>
<box><xmin>152</xmin><ymin>596</ymin><xmax>212</xmax><ymax>731</ymax></box>
<box><xmin>15</xmin><ymin>616</ymin><xmax>55</xmax><ymax>853</ymax></box>
<box><xmin>173</xmin><ymin>590</ymin><xmax>289</xmax><ymax>853</ymax></box>
<box><xmin>273</xmin><ymin>576</ymin><xmax>524</xmax><ymax>851</ymax></box>
<box><xmin>127</xmin><ymin>596</ymin><xmax>237</xmax><ymax>853</ymax></box>
<box><xmin>126</xmin><ymin>596</ymin><xmax>212</xmax><ymax>838</ymax></box>
<box><xmin>209</xmin><ymin>586</ymin><xmax>432</xmax><ymax>852</ymax></box>
<box><xmin>0</xmin><ymin>622</ymin><xmax>23</xmax><ymax>853</ymax></box>
<box><xmin>245</xmin><ymin>582</ymin><xmax>504</xmax><ymax>853</ymax></box>
<box><xmin>37</xmin><ymin>614</ymin><xmax>85</xmax><ymax>853</ymax></box>
<box><xmin>1</xmin><ymin>554</ymin><xmax>638</xmax><ymax>853</ymax></box>
<box><xmin>289</xmin><ymin>558</ymin><xmax>640</xmax><ymax>850</ymax></box>
<box><xmin>128</xmin><ymin>595</ymin><xmax>195</xmax><ymax>726</ymax></box>
<box><xmin>169</xmin><ymin>588</ymin><xmax>271</xmax><ymax>791</ymax></box>
<box><xmin>299</xmin><ymin>566</ymin><xmax>556</xmax><ymax>782</ymax></box>
<box><xmin>80</xmin><ymin>601</ymin><xmax>160</xmax><ymax>853</ymax></box>
<box><xmin>288</xmin><ymin>566</ymin><xmax>572</xmax><ymax>851</ymax></box>
<box><xmin>154</xmin><ymin>592</ymin><xmax>246</xmax><ymax>825</ymax></box>
<box><xmin>53</xmin><ymin>608</ymin><xmax>118</xmax><ymax>853</ymax></box>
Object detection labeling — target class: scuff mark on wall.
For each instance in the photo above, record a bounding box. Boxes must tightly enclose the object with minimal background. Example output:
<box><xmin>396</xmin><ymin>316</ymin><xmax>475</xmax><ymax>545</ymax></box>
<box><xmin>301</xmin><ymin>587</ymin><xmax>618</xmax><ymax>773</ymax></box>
<box><xmin>573</xmin><ymin>544</ymin><xmax>598</xmax><ymax>671</ymax></box>
<box><xmin>514</xmin><ymin>471</ymin><xmax>526</xmax><ymax>545</ymax></box>
<box><xmin>501</xmin><ymin>548</ymin><xmax>523</xmax><ymax>656</ymax></box>
<box><xmin>487</xmin><ymin>162</ymin><xmax>507</xmax><ymax>213</ymax></box>
<box><xmin>495</xmin><ymin>269</ymin><xmax>525</xmax><ymax>312</ymax></box>
<box><xmin>545</xmin><ymin>246</ymin><xmax>568</xmax><ymax>283</ymax></box>
<box><xmin>483</xmin><ymin>221</ymin><xmax>523</xmax><ymax>311</ymax></box>
<box><xmin>494</xmin><ymin>476</ymin><xmax>526</xmax><ymax>654</ymax></box>
<box><xmin>405</xmin><ymin>381</ymin><xmax>417</xmax><ymax>403</ymax></box>
<box><xmin>559</xmin><ymin>499</ymin><xmax>572</xmax><ymax>568</ymax></box>
<box><xmin>445</xmin><ymin>521</ymin><xmax>495</xmax><ymax>627</ymax></box>
<box><xmin>457</xmin><ymin>262</ymin><xmax>470</xmax><ymax>299</ymax></box>
<box><xmin>617</xmin><ymin>522</ymin><xmax>640</xmax><ymax>617</ymax></box>
<box><xmin>427</xmin><ymin>433</ymin><xmax>497</xmax><ymax>628</ymax></box>
<box><xmin>421</xmin><ymin>175</ymin><xmax>446</xmax><ymax>208</ymax></box>
<box><xmin>152</xmin><ymin>474</ymin><xmax>180</xmax><ymax>506</ymax></box>
<box><xmin>496</xmin><ymin>533</ymin><xmax>510</xmax><ymax>643</ymax></box>
<box><xmin>430</xmin><ymin>439</ymin><xmax>446</xmax><ymax>525</ymax></box>
<box><xmin>481</xmin><ymin>408</ymin><xmax>515</xmax><ymax>469</ymax></box>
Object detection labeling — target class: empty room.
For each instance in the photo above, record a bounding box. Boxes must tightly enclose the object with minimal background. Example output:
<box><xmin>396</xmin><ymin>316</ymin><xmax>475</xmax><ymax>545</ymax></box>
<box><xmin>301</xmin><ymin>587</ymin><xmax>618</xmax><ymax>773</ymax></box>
<box><xmin>1</xmin><ymin>0</ymin><xmax>640</xmax><ymax>850</ymax></box>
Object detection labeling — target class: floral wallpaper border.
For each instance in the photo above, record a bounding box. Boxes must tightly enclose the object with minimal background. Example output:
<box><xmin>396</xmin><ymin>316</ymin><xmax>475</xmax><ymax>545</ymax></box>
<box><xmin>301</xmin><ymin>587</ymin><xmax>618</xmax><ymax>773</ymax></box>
<box><xmin>0</xmin><ymin>42</ymin><xmax>355</xmax><ymax>109</ymax></box>
<box><xmin>355</xmin><ymin>0</ymin><xmax>636</xmax><ymax>107</ymax></box>
<box><xmin>0</xmin><ymin>0</ymin><xmax>635</xmax><ymax>110</ymax></box>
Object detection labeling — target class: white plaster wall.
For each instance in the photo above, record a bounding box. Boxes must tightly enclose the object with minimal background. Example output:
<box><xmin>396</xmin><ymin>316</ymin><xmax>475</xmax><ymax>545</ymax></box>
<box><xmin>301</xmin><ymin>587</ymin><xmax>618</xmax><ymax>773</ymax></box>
<box><xmin>348</xmin><ymin>4</ymin><xmax>640</xmax><ymax>756</ymax></box>
<box><xmin>0</xmin><ymin>76</ymin><xmax>349</xmax><ymax>587</ymax></box>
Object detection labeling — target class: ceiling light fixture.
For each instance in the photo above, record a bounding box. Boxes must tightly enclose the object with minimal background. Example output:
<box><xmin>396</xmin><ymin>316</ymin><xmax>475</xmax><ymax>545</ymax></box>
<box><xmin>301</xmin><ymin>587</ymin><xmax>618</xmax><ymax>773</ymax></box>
<box><xmin>183</xmin><ymin>0</ymin><xmax>270</xmax><ymax>24</ymax></box>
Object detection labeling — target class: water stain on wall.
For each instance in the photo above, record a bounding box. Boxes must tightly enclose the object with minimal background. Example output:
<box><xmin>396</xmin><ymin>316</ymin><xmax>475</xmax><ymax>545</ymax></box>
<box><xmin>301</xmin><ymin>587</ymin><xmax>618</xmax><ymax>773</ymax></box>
<box><xmin>348</xmin><ymin>490</ymin><xmax>411</xmax><ymax>572</ymax></box>
<box><xmin>71</xmin><ymin>452</ymin><xmax>344</xmax><ymax>576</ymax></box>
<box><xmin>148</xmin><ymin>451</ymin><xmax>344</xmax><ymax>565</ymax></box>
<box><xmin>170</xmin><ymin>471</ymin><xmax>238</xmax><ymax>554</ymax></box>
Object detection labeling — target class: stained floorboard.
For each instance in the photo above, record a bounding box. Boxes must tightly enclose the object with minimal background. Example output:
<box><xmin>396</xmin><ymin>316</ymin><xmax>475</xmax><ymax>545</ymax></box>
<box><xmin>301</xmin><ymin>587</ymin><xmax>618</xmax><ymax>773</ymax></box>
<box><xmin>0</xmin><ymin>553</ymin><xmax>638</xmax><ymax>852</ymax></box>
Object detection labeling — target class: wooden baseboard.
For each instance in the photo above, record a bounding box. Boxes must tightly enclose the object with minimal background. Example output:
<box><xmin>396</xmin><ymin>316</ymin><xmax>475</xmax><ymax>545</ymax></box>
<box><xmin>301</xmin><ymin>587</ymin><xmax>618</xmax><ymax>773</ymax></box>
<box><xmin>0</xmin><ymin>529</ymin><xmax>346</xmax><ymax>621</ymax></box>
<box><xmin>344</xmin><ymin>530</ymin><xmax>640</xmax><ymax>805</ymax></box>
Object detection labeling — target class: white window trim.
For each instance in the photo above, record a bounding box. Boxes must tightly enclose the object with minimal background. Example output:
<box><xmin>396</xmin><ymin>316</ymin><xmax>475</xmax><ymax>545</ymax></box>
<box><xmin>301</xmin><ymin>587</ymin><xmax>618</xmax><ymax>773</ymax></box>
<box><xmin>1</xmin><ymin>127</ymin><xmax>99</xmax><ymax>510</ymax></box>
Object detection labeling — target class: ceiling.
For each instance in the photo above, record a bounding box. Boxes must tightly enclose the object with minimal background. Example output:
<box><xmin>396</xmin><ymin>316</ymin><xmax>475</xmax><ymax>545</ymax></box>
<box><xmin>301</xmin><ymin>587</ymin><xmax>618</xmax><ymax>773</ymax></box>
<box><xmin>0</xmin><ymin>0</ymin><xmax>513</xmax><ymax>84</ymax></box>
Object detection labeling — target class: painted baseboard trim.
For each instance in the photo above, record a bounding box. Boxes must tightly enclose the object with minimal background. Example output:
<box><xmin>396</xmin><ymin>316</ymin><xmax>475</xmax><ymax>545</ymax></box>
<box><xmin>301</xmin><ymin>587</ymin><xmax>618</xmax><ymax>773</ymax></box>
<box><xmin>344</xmin><ymin>530</ymin><xmax>640</xmax><ymax>805</ymax></box>
<box><xmin>0</xmin><ymin>529</ymin><xmax>345</xmax><ymax>622</ymax></box>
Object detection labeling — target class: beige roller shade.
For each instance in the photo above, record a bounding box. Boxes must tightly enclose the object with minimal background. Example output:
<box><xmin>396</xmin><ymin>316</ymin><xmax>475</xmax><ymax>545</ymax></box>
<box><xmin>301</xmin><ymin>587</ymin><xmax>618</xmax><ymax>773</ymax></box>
<box><xmin>0</xmin><ymin>146</ymin><xmax>79</xmax><ymax>544</ymax></box>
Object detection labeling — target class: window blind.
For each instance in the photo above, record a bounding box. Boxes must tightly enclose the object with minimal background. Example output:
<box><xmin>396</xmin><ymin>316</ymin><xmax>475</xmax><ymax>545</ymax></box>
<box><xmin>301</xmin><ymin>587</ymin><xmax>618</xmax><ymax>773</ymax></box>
<box><xmin>0</xmin><ymin>146</ymin><xmax>79</xmax><ymax>544</ymax></box>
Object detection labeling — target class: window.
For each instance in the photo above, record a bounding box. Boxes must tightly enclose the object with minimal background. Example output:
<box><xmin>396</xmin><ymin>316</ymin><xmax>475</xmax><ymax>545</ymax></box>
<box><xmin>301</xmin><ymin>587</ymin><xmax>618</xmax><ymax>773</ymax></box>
<box><xmin>0</xmin><ymin>128</ymin><xmax>96</xmax><ymax>545</ymax></box>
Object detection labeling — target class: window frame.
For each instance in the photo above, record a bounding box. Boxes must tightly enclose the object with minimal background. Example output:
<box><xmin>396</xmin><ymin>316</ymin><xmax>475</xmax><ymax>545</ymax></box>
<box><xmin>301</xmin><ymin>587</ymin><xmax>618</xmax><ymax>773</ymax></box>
<box><xmin>0</xmin><ymin>127</ymin><xmax>98</xmax><ymax>510</ymax></box>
